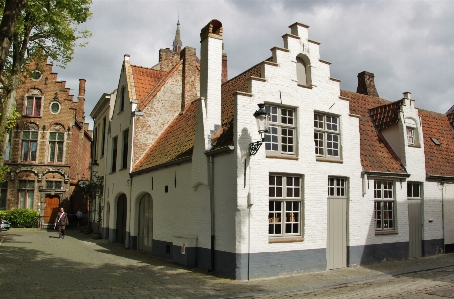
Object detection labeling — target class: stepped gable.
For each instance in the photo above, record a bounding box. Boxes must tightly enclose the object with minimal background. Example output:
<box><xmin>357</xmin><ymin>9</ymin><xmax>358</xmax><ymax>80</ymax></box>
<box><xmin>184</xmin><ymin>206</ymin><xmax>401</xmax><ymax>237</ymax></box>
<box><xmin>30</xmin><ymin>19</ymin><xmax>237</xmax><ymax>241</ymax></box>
<box><xmin>132</xmin><ymin>100</ymin><xmax>199</xmax><ymax>172</ymax></box>
<box><xmin>130</xmin><ymin>65</ymin><xmax>166</xmax><ymax>105</ymax></box>
<box><xmin>419</xmin><ymin>109</ymin><xmax>454</xmax><ymax>177</ymax></box>
<box><xmin>211</xmin><ymin>62</ymin><xmax>263</xmax><ymax>149</ymax></box>
<box><xmin>343</xmin><ymin>90</ymin><xmax>406</xmax><ymax>174</ymax></box>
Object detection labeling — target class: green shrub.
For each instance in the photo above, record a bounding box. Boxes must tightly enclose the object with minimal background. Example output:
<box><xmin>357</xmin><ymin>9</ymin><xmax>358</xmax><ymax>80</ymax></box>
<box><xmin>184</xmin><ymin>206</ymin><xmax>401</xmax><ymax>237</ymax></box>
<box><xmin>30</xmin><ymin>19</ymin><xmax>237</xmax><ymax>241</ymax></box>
<box><xmin>0</xmin><ymin>209</ymin><xmax>39</xmax><ymax>228</ymax></box>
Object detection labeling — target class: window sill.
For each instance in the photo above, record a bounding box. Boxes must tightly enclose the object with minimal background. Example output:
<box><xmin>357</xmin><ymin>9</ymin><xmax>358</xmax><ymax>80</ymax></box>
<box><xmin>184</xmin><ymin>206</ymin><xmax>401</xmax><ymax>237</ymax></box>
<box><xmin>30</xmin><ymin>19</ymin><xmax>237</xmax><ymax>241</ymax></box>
<box><xmin>297</xmin><ymin>83</ymin><xmax>313</xmax><ymax>89</ymax></box>
<box><xmin>408</xmin><ymin>144</ymin><xmax>421</xmax><ymax>148</ymax></box>
<box><xmin>266</xmin><ymin>154</ymin><xmax>298</xmax><ymax>160</ymax></box>
<box><xmin>269</xmin><ymin>237</ymin><xmax>304</xmax><ymax>243</ymax></box>
<box><xmin>316</xmin><ymin>157</ymin><xmax>343</xmax><ymax>163</ymax></box>
<box><xmin>22</xmin><ymin>115</ymin><xmax>42</xmax><ymax>118</ymax></box>
<box><xmin>375</xmin><ymin>231</ymin><xmax>398</xmax><ymax>236</ymax></box>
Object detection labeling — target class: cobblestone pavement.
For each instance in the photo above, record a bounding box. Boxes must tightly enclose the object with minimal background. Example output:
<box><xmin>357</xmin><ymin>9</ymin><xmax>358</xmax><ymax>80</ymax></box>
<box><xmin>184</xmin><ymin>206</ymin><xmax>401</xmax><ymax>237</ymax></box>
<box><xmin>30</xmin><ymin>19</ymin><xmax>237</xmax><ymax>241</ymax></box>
<box><xmin>1</xmin><ymin>228</ymin><xmax>454</xmax><ymax>298</ymax></box>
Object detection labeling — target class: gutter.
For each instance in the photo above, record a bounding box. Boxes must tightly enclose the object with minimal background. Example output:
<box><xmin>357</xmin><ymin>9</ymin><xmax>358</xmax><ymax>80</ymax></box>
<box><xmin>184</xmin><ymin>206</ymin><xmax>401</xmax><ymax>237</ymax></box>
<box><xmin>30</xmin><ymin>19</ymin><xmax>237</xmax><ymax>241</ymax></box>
<box><xmin>362</xmin><ymin>170</ymin><xmax>410</xmax><ymax>178</ymax></box>
<box><xmin>130</xmin><ymin>156</ymin><xmax>191</xmax><ymax>177</ymax></box>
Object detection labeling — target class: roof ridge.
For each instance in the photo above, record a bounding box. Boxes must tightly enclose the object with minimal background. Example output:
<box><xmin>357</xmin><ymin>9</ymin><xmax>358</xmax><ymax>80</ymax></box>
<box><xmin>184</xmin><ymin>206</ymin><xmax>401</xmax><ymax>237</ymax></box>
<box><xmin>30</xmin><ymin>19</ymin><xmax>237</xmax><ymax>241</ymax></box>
<box><xmin>138</xmin><ymin>59</ymin><xmax>183</xmax><ymax>111</ymax></box>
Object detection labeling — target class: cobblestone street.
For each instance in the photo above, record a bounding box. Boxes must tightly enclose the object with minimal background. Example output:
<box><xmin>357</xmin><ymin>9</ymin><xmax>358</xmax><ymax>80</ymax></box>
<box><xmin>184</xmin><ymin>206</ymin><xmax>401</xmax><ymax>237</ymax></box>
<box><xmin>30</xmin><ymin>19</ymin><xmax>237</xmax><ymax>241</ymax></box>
<box><xmin>1</xmin><ymin>228</ymin><xmax>454</xmax><ymax>298</ymax></box>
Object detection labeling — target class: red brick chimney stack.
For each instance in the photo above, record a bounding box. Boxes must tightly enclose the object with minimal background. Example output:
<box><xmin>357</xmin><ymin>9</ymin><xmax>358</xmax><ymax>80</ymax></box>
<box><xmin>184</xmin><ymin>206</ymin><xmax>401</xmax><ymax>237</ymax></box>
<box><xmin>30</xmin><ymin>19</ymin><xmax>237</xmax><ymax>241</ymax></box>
<box><xmin>78</xmin><ymin>79</ymin><xmax>86</xmax><ymax>98</ymax></box>
<box><xmin>357</xmin><ymin>71</ymin><xmax>379</xmax><ymax>97</ymax></box>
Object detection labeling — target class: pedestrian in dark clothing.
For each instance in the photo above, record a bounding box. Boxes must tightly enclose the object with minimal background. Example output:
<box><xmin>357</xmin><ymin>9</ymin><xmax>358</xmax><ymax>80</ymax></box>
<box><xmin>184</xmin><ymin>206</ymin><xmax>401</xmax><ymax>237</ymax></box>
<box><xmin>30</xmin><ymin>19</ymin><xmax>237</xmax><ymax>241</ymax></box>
<box><xmin>54</xmin><ymin>207</ymin><xmax>69</xmax><ymax>239</ymax></box>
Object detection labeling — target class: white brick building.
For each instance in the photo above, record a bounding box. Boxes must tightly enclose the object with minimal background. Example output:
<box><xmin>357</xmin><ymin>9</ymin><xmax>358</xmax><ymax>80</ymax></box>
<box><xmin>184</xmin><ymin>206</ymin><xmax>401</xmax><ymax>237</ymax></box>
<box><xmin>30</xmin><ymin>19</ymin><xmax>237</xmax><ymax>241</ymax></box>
<box><xmin>91</xmin><ymin>20</ymin><xmax>454</xmax><ymax>280</ymax></box>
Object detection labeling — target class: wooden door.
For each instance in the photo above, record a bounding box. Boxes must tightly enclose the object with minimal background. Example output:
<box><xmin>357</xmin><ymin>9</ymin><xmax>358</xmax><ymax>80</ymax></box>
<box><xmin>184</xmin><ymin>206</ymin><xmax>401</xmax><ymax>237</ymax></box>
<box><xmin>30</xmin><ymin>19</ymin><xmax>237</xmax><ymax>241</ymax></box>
<box><xmin>44</xmin><ymin>195</ymin><xmax>60</xmax><ymax>224</ymax></box>
<box><xmin>138</xmin><ymin>194</ymin><xmax>153</xmax><ymax>253</ymax></box>
<box><xmin>408</xmin><ymin>199</ymin><xmax>422</xmax><ymax>258</ymax></box>
<box><xmin>116</xmin><ymin>194</ymin><xmax>127</xmax><ymax>244</ymax></box>
<box><xmin>327</xmin><ymin>197</ymin><xmax>347</xmax><ymax>269</ymax></box>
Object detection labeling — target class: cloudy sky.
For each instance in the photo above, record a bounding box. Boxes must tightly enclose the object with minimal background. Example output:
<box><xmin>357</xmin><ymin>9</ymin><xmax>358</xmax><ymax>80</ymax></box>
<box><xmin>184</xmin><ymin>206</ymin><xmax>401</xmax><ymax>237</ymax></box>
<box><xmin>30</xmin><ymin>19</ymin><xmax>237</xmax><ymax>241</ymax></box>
<box><xmin>53</xmin><ymin>0</ymin><xmax>454</xmax><ymax>129</ymax></box>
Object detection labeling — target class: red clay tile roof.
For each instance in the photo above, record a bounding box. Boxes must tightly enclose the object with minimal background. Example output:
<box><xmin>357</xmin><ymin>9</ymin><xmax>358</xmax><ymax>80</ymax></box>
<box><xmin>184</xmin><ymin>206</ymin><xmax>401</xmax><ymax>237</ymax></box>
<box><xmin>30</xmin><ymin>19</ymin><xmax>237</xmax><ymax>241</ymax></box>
<box><xmin>137</xmin><ymin>61</ymin><xmax>183</xmax><ymax>111</ymax></box>
<box><xmin>211</xmin><ymin>62</ymin><xmax>263</xmax><ymax>149</ymax></box>
<box><xmin>420</xmin><ymin>109</ymin><xmax>454</xmax><ymax>177</ymax></box>
<box><xmin>130</xmin><ymin>65</ymin><xmax>167</xmax><ymax>105</ymax></box>
<box><xmin>343</xmin><ymin>90</ymin><xmax>406</xmax><ymax>174</ymax></box>
<box><xmin>132</xmin><ymin>100</ymin><xmax>199</xmax><ymax>173</ymax></box>
<box><xmin>369</xmin><ymin>100</ymin><xmax>404</xmax><ymax>131</ymax></box>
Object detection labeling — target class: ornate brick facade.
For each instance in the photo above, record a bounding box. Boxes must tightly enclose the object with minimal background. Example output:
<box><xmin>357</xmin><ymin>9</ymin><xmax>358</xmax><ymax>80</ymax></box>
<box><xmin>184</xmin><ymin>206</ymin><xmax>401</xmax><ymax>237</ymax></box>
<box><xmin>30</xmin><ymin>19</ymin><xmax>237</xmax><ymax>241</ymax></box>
<box><xmin>2</xmin><ymin>59</ymin><xmax>92</xmax><ymax>225</ymax></box>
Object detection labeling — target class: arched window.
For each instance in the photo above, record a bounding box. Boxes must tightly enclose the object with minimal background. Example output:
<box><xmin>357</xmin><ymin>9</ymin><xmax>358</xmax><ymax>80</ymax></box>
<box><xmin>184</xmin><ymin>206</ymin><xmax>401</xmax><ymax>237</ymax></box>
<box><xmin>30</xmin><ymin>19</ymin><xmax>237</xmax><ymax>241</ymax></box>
<box><xmin>296</xmin><ymin>55</ymin><xmax>311</xmax><ymax>87</ymax></box>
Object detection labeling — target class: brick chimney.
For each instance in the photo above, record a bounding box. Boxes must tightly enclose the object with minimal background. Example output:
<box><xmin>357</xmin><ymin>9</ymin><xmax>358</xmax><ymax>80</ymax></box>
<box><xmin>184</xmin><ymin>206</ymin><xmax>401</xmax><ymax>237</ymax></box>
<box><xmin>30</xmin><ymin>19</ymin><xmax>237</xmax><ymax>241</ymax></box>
<box><xmin>76</xmin><ymin>79</ymin><xmax>86</xmax><ymax>123</ymax></box>
<box><xmin>180</xmin><ymin>46</ymin><xmax>199</xmax><ymax>110</ymax></box>
<box><xmin>222</xmin><ymin>43</ymin><xmax>228</xmax><ymax>83</ymax></box>
<box><xmin>200</xmin><ymin>19</ymin><xmax>223</xmax><ymax>146</ymax></box>
<box><xmin>357</xmin><ymin>71</ymin><xmax>379</xmax><ymax>97</ymax></box>
<box><xmin>159</xmin><ymin>48</ymin><xmax>180</xmax><ymax>72</ymax></box>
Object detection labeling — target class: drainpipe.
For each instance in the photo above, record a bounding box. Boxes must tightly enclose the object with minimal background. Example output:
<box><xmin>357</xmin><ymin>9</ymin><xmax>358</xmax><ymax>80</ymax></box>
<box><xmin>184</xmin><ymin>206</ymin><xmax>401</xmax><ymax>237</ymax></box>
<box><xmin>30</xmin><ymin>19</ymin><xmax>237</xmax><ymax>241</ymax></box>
<box><xmin>441</xmin><ymin>180</ymin><xmax>445</xmax><ymax>252</ymax></box>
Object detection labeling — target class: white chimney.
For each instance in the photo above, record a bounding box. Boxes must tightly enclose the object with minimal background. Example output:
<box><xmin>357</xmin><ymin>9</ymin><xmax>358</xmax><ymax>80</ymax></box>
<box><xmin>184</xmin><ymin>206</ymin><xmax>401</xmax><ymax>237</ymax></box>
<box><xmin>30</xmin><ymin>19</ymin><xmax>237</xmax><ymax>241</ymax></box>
<box><xmin>200</xmin><ymin>19</ymin><xmax>223</xmax><ymax>148</ymax></box>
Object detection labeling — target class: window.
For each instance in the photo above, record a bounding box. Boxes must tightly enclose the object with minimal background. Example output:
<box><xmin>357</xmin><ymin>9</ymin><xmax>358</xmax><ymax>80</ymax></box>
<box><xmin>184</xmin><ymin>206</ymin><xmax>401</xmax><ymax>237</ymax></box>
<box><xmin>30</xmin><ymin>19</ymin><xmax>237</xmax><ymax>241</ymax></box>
<box><xmin>46</xmin><ymin>181</ymin><xmax>62</xmax><ymax>190</ymax></box>
<box><xmin>101</xmin><ymin>117</ymin><xmax>106</xmax><ymax>157</ymax></box>
<box><xmin>49</xmin><ymin>132</ymin><xmax>64</xmax><ymax>163</ymax></box>
<box><xmin>264</xmin><ymin>105</ymin><xmax>296</xmax><ymax>155</ymax></box>
<box><xmin>122</xmin><ymin>129</ymin><xmax>129</xmax><ymax>169</ymax></box>
<box><xmin>18</xmin><ymin>180</ymin><xmax>34</xmax><ymax>209</ymax></box>
<box><xmin>269</xmin><ymin>174</ymin><xmax>302</xmax><ymax>237</ymax></box>
<box><xmin>25</xmin><ymin>96</ymin><xmax>42</xmax><ymax>116</ymax></box>
<box><xmin>407</xmin><ymin>182</ymin><xmax>421</xmax><ymax>198</ymax></box>
<box><xmin>406</xmin><ymin>127</ymin><xmax>415</xmax><ymax>145</ymax></box>
<box><xmin>0</xmin><ymin>181</ymin><xmax>7</xmax><ymax>210</ymax></box>
<box><xmin>4</xmin><ymin>132</ymin><xmax>11</xmax><ymax>161</ymax></box>
<box><xmin>120</xmin><ymin>87</ymin><xmax>125</xmax><ymax>112</ymax></box>
<box><xmin>314</xmin><ymin>113</ymin><xmax>340</xmax><ymax>159</ymax></box>
<box><xmin>50</xmin><ymin>102</ymin><xmax>60</xmax><ymax>114</ymax></box>
<box><xmin>21</xmin><ymin>130</ymin><xmax>38</xmax><ymax>161</ymax></box>
<box><xmin>328</xmin><ymin>177</ymin><xmax>347</xmax><ymax>197</ymax></box>
<box><xmin>111</xmin><ymin>136</ymin><xmax>118</xmax><ymax>172</ymax></box>
<box><xmin>374</xmin><ymin>180</ymin><xmax>395</xmax><ymax>231</ymax></box>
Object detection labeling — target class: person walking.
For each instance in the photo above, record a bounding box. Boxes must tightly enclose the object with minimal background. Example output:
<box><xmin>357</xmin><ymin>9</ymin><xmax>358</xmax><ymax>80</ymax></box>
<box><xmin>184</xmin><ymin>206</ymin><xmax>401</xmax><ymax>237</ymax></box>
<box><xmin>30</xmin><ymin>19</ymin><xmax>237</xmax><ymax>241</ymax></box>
<box><xmin>76</xmin><ymin>209</ymin><xmax>83</xmax><ymax>228</ymax></box>
<box><xmin>54</xmin><ymin>207</ymin><xmax>69</xmax><ymax>239</ymax></box>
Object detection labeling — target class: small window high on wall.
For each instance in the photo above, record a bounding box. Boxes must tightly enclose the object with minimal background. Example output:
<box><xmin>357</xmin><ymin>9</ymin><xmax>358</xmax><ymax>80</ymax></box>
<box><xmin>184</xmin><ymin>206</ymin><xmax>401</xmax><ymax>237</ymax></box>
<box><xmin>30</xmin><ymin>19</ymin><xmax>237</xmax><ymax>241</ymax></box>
<box><xmin>296</xmin><ymin>55</ymin><xmax>311</xmax><ymax>87</ymax></box>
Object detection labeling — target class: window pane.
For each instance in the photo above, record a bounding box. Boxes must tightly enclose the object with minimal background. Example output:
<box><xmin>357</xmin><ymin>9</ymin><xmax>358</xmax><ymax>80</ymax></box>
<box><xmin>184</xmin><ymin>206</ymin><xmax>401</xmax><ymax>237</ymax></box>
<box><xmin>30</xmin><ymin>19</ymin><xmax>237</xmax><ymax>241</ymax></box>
<box><xmin>49</xmin><ymin>143</ymin><xmax>55</xmax><ymax>162</ymax></box>
<box><xmin>55</xmin><ymin>181</ymin><xmax>62</xmax><ymax>189</ymax></box>
<box><xmin>57</xmin><ymin>133</ymin><xmax>64</xmax><ymax>141</ymax></box>
<box><xmin>27</xmin><ymin>191</ymin><xmax>34</xmax><ymax>209</ymax></box>
<box><xmin>57</xmin><ymin>142</ymin><xmax>63</xmax><ymax>162</ymax></box>
<box><xmin>49</xmin><ymin>132</ymin><xmax>56</xmax><ymax>141</ymax></box>
<box><xmin>22</xmin><ymin>142</ymin><xmax>29</xmax><ymax>160</ymax></box>
<box><xmin>31</xmin><ymin>131</ymin><xmax>38</xmax><ymax>140</ymax></box>
<box><xmin>30</xmin><ymin>142</ymin><xmax>37</xmax><ymax>161</ymax></box>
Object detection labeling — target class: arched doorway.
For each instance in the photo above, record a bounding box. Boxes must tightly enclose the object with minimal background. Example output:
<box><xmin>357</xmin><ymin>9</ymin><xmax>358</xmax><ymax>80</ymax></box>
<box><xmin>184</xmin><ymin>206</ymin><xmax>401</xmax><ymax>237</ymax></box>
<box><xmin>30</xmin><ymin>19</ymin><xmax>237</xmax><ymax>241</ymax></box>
<box><xmin>138</xmin><ymin>193</ymin><xmax>153</xmax><ymax>252</ymax></box>
<box><xmin>116</xmin><ymin>194</ymin><xmax>127</xmax><ymax>244</ymax></box>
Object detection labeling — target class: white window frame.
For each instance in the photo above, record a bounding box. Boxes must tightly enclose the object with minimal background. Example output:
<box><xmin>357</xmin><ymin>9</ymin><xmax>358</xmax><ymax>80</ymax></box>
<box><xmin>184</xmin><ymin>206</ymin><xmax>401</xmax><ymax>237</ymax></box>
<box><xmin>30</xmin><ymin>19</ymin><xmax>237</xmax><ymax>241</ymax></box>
<box><xmin>314</xmin><ymin>112</ymin><xmax>341</xmax><ymax>159</ymax></box>
<box><xmin>48</xmin><ymin>132</ymin><xmax>64</xmax><ymax>163</ymax></box>
<box><xmin>24</xmin><ymin>95</ymin><xmax>42</xmax><ymax>117</ymax></box>
<box><xmin>264</xmin><ymin>105</ymin><xmax>297</xmax><ymax>156</ymax></box>
<box><xmin>406</xmin><ymin>126</ymin><xmax>416</xmax><ymax>146</ymax></box>
<box><xmin>328</xmin><ymin>177</ymin><xmax>347</xmax><ymax>198</ymax></box>
<box><xmin>18</xmin><ymin>180</ymin><xmax>34</xmax><ymax>209</ymax></box>
<box><xmin>374</xmin><ymin>180</ymin><xmax>395</xmax><ymax>231</ymax></box>
<box><xmin>407</xmin><ymin>182</ymin><xmax>421</xmax><ymax>199</ymax></box>
<box><xmin>21</xmin><ymin>130</ymin><xmax>38</xmax><ymax>162</ymax></box>
<box><xmin>269</xmin><ymin>174</ymin><xmax>302</xmax><ymax>238</ymax></box>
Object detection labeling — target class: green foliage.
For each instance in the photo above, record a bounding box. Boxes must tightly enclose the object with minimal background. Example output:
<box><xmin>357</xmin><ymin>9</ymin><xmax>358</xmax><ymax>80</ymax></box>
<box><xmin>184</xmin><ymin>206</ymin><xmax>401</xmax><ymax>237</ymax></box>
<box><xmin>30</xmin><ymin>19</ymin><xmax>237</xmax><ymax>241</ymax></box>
<box><xmin>0</xmin><ymin>209</ymin><xmax>39</xmax><ymax>228</ymax></box>
<box><xmin>0</xmin><ymin>0</ymin><xmax>93</xmax><ymax>91</ymax></box>
<box><xmin>82</xmin><ymin>175</ymin><xmax>103</xmax><ymax>197</ymax></box>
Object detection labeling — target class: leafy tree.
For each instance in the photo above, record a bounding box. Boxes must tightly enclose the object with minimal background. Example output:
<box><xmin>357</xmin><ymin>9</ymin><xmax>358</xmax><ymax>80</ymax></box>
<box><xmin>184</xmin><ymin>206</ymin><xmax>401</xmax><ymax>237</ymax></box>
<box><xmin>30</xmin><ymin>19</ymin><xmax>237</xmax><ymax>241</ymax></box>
<box><xmin>0</xmin><ymin>0</ymin><xmax>92</xmax><ymax>171</ymax></box>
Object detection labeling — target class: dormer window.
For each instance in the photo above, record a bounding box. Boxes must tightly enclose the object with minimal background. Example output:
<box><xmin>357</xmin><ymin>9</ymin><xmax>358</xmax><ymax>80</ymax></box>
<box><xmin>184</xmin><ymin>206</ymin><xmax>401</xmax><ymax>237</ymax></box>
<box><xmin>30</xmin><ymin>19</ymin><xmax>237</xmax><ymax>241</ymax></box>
<box><xmin>405</xmin><ymin>118</ymin><xmax>419</xmax><ymax>147</ymax></box>
<box><xmin>406</xmin><ymin>127</ymin><xmax>415</xmax><ymax>145</ymax></box>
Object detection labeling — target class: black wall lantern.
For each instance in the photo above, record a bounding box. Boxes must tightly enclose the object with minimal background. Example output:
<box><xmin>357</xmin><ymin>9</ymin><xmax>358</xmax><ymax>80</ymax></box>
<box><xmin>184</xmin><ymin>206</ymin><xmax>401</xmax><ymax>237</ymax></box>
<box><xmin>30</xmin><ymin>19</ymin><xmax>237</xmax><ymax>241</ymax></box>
<box><xmin>249</xmin><ymin>103</ymin><xmax>270</xmax><ymax>155</ymax></box>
